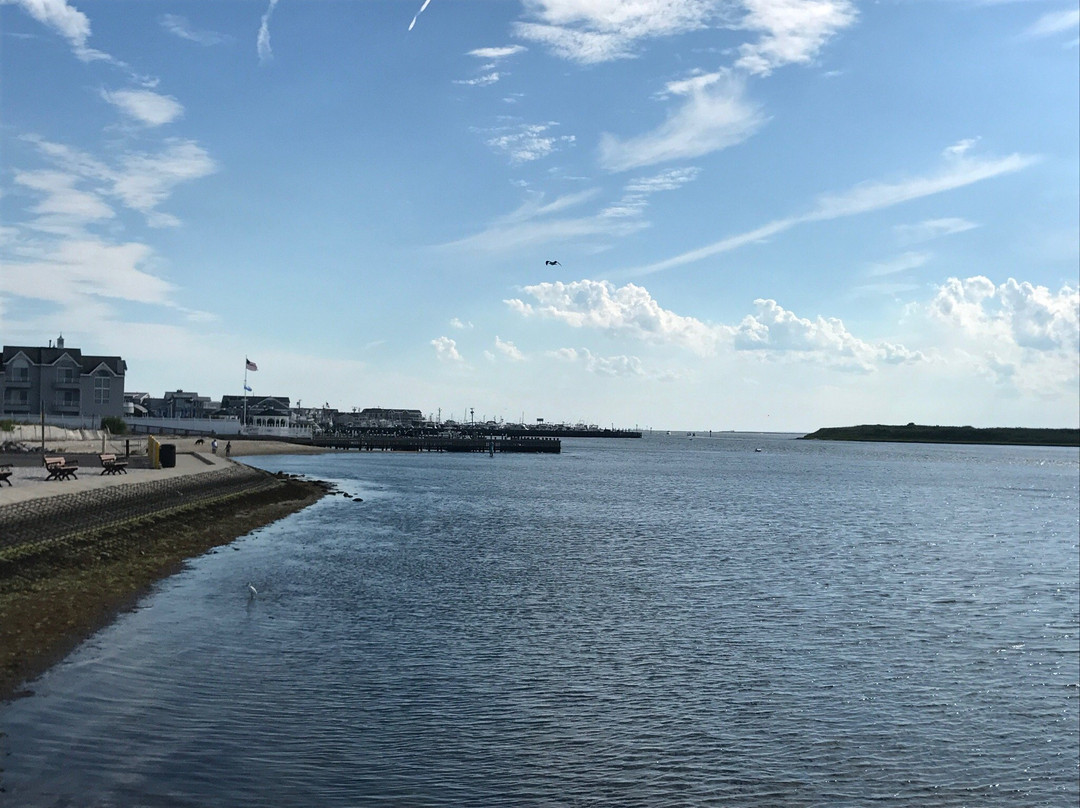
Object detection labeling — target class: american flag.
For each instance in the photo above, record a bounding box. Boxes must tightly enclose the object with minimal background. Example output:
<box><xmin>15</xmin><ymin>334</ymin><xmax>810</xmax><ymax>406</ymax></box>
<box><xmin>246</xmin><ymin>358</ymin><xmax>258</xmax><ymax>371</ymax></box>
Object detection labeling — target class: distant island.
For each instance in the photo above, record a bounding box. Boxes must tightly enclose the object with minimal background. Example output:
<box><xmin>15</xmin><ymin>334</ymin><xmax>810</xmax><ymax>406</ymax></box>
<box><xmin>800</xmin><ymin>424</ymin><xmax>1080</xmax><ymax>447</ymax></box>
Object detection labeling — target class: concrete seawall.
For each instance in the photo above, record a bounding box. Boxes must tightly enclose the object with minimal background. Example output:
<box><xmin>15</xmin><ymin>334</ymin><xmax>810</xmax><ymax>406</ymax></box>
<box><xmin>0</xmin><ymin>463</ymin><xmax>277</xmax><ymax>557</ymax></box>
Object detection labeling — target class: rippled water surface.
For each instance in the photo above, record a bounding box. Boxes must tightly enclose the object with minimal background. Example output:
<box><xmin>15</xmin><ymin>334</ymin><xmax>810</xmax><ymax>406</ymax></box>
<box><xmin>3</xmin><ymin>435</ymin><xmax>1078</xmax><ymax>806</ymax></box>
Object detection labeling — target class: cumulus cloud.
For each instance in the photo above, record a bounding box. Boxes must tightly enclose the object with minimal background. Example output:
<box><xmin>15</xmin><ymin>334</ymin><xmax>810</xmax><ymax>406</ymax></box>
<box><xmin>735</xmin><ymin>0</ymin><xmax>856</xmax><ymax>76</ymax></box>
<box><xmin>102</xmin><ymin>89</ymin><xmax>184</xmax><ymax>127</ymax></box>
<box><xmin>494</xmin><ymin>336</ymin><xmax>526</xmax><ymax>360</ymax></box>
<box><xmin>513</xmin><ymin>0</ymin><xmax>714</xmax><ymax>64</ymax></box>
<box><xmin>599</xmin><ymin>71</ymin><xmax>765</xmax><ymax>171</ymax></box>
<box><xmin>431</xmin><ymin>335</ymin><xmax>463</xmax><ymax>361</ymax></box>
<box><xmin>450</xmin><ymin>317</ymin><xmax>474</xmax><ymax>329</ymax></box>
<box><xmin>551</xmin><ymin>347</ymin><xmax>646</xmax><ymax>376</ymax></box>
<box><xmin>929</xmin><ymin>276</ymin><xmax>1079</xmax><ymax>353</ymax></box>
<box><xmin>923</xmin><ymin>276</ymin><xmax>1079</xmax><ymax>391</ymax></box>
<box><xmin>507</xmin><ymin>279</ymin><xmax>722</xmax><ymax>355</ymax></box>
<box><xmin>733</xmin><ymin>298</ymin><xmax>923</xmax><ymax>371</ymax></box>
<box><xmin>509</xmin><ymin>278</ymin><xmax>923</xmax><ymax>372</ymax></box>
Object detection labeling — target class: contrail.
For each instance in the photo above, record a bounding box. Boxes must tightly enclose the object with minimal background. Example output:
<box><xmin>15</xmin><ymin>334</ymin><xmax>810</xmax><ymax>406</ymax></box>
<box><xmin>408</xmin><ymin>0</ymin><xmax>432</xmax><ymax>31</ymax></box>
<box><xmin>258</xmin><ymin>0</ymin><xmax>278</xmax><ymax>64</ymax></box>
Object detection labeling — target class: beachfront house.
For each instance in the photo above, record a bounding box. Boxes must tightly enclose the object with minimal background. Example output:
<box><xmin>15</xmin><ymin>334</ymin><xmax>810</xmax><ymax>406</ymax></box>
<box><xmin>0</xmin><ymin>335</ymin><xmax>126</xmax><ymax>424</ymax></box>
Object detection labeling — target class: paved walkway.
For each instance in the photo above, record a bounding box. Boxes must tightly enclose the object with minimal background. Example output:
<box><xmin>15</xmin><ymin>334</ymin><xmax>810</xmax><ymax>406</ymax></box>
<box><xmin>0</xmin><ymin>452</ymin><xmax>233</xmax><ymax>506</ymax></box>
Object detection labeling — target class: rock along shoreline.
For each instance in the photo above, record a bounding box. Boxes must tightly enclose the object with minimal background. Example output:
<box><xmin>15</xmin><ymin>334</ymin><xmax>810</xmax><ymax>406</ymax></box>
<box><xmin>0</xmin><ymin>461</ymin><xmax>331</xmax><ymax>703</ymax></box>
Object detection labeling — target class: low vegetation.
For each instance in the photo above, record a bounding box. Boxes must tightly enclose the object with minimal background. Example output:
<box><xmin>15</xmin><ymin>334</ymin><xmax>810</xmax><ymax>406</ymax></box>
<box><xmin>800</xmin><ymin>424</ymin><xmax>1079</xmax><ymax>447</ymax></box>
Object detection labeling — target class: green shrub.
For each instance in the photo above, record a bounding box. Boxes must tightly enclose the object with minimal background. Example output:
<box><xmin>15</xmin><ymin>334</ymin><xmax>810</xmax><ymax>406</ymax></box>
<box><xmin>0</xmin><ymin>419</ymin><xmax>13</xmax><ymax>432</ymax></box>
<box><xmin>101</xmin><ymin>416</ymin><xmax>128</xmax><ymax>435</ymax></box>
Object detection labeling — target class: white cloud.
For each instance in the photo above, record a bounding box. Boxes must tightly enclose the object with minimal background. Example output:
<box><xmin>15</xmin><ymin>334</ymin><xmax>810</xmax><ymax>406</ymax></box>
<box><xmin>627</xmin><ymin>146</ymin><xmax>1038</xmax><ymax>276</ymax></box>
<box><xmin>929</xmin><ymin>276</ymin><xmax>1079</xmax><ymax>353</ymax></box>
<box><xmin>599</xmin><ymin>71</ymin><xmax>765</xmax><ymax>171</ymax></box>
<box><xmin>102</xmin><ymin>89</ymin><xmax>184</xmax><ymax>127</ymax></box>
<box><xmin>441</xmin><ymin>188</ymin><xmax>647</xmax><ymax>253</ymax></box>
<box><xmin>450</xmin><ymin>318</ymin><xmax>474</xmax><ymax>329</ymax></box>
<box><xmin>160</xmin><ymin>14</ymin><xmax>230</xmax><ymax>45</ymax></box>
<box><xmin>483</xmin><ymin>122</ymin><xmax>576</xmax><ymax>164</ymax></box>
<box><xmin>894</xmin><ymin>217</ymin><xmax>979</xmax><ymax>243</ymax></box>
<box><xmin>494</xmin><ymin>336</ymin><xmax>526</xmax><ymax>360</ymax></box>
<box><xmin>513</xmin><ymin>0</ymin><xmax>715</xmax><ymax>64</ymax></box>
<box><xmin>22</xmin><ymin>135</ymin><xmax>216</xmax><ymax>228</ymax></box>
<box><xmin>602</xmin><ymin>166</ymin><xmax>702</xmax><ymax>218</ymax></box>
<box><xmin>258</xmin><ymin>0</ymin><xmax>279</xmax><ymax>64</ymax></box>
<box><xmin>866</xmin><ymin>251</ymin><xmax>930</xmax><ymax>278</ymax></box>
<box><xmin>551</xmin><ymin>347</ymin><xmax>646</xmax><ymax>376</ymax></box>
<box><xmin>112</xmin><ymin>140</ymin><xmax>217</xmax><ymax>227</ymax></box>
<box><xmin>468</xmin><ymin>45</ymin><xmax>527</xmax><ymax>60</ymax></box>
<box><xmin>507</xmin><ymin>279</ymin><xmax>723</xmax><ymax>354</ymax></box>
<box><xmin>735</xmin><ymin>0</ymin><xmax>857</xmax><ymax>76</ymax></box>
<box><xmin>922</xmin><ymin>276</ymin><xmax>1079</xmax><ymax>392</ymax></box>
<box><xmin>508</xmin><ymin>278</ymin><xmax>923</xmax><ymax>372</ymax></box>
<box><xmin>2</xmin><ymin>237</ymin><xmax>175</xmax><ymax>306</ymax></box>
<box><xmin>733</xmin><ymin>298</ymin><xmax>923</xmax><ymax>371</ymax></box>
<box><xmin>1023</xmin><ymin>9</ymin><xmax>1079</xmax><ymax>39</ymax></box>
<box><xmin>10</xmin><ymin>0</ymin><xmax>89</xmax><ymax>51</ymax></box>
<box><xmin>455</xmin><ymin>73</ymin><xmax>502</xmax><ymax>87</ymax></box>
<box><xmin>431</xmin><ymin>336</ymin><xmax>463</xmax><ymax>361</ymax></box>
<box><xmin>14</xmin><ymin>170</ymin><xmax>114</xmax><ymax>225</ymax></box>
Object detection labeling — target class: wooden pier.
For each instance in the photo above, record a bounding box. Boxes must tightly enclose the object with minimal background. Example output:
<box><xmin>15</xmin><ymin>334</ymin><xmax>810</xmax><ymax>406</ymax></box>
<box><xmin>308</xmin><ymin>435</ymin><xmax>560</xmax><ymax>454</ymax></box>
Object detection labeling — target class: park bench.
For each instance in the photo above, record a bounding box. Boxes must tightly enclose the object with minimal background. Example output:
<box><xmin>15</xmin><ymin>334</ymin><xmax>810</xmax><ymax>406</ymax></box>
<box><xmin>98</xmin><ymin>453</ymin><xmax>128</xmax><ymax>475</ymax></box>
<box><xmin>44</xmin><ymin>455</ymin><xmax>79</xmax><ymax>481</ymax></box>
<box><xmin>0</xmin><ymin>464</ymin><xmax>11</xmax><ymax>487</ymax></box>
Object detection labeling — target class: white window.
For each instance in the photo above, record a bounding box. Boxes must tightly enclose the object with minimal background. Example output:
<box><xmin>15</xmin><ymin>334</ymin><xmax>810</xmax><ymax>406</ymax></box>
<box><xmin>95</xmin><ymin>375</ymin><xmax>110</xmax><ymax>404</ymax></box>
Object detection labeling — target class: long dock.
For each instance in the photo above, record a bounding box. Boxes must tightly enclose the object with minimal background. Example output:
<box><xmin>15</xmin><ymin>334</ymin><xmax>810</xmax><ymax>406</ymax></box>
<box><xmin>309</xmin><ymin>435</ymin><xmax>560</xmax><ymax>454</ymax></box>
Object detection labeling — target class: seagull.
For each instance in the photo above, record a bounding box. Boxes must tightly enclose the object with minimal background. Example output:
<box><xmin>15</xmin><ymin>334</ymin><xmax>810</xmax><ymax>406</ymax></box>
<box><xmin>545</xmin><ymin>260</ymin><xmax>561</xmax><ymax>266</ymax></box>
<box><xmin>248</xmin><ymin>583</ymin><xmax>258</xmax><ymax>597</ymax></box>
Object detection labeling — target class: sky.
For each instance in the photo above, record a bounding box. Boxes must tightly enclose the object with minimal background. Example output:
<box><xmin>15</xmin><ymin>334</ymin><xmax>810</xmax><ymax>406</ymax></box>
<box><xmin>1</xmin><ymin>0</ymin><xmax>1077</xmax><ymax>432</ymax></box>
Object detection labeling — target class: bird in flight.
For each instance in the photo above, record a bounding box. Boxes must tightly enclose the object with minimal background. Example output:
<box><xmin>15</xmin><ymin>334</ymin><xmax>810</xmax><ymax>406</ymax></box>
<box><xmin>545</xmin><ymin>260</ymin><xmax>561</xmax><ymax>266</ymax></box>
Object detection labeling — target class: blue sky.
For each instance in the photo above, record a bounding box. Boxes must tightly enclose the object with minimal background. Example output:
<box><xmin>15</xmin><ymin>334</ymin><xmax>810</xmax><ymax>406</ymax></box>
<box><xmin>2</xmin><ymin>0</ymin><xmax>1077</xmax><ymax>431</ymax></box>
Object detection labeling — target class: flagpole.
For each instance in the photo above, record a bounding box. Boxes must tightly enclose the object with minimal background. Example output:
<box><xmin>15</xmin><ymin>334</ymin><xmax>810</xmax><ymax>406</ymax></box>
<box><xmin>243</xmin><ymin>360</ymin><xmax>248</xmax><ymax>430</ymax></box>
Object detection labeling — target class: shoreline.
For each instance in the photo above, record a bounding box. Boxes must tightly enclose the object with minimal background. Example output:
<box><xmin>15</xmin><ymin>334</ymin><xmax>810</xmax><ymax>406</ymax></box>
<box><xmin>0</xmin><ymin>447</ymin><xmax>335</xmax><ymax>704</ymax></box>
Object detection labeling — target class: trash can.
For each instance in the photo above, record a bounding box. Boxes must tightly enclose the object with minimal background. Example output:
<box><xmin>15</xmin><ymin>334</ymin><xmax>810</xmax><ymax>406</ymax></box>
<box><xmin>160</xmin><ymin>443</ymin><xmax>176</xmax><ymax>468</ymax></box>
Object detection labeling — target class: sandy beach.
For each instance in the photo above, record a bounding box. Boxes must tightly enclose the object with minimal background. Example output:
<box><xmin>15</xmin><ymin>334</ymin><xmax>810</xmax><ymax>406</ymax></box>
<box><xmin>0</xmin><ymin>439</ymin><xmax>336</xmax><ymax>702</ymax></box>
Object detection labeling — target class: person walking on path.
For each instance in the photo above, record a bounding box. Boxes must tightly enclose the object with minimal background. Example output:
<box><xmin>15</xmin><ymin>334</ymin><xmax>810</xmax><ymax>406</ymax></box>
<box><xmin>211</xmin><ymin>439</ymin><xmax>218</xmax><ymax>455</ymax></box>
<box><xmin>225</xmin><ymin>441</ymin><xmax>232</xmax><ymax>458</ymax></box>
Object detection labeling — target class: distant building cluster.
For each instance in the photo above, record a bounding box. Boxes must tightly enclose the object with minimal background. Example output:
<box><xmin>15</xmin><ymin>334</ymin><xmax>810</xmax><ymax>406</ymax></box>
<box><xmin>0</xmin><ymin>336</ymin><xmax>430</xmax><ymax>435</ymax></box>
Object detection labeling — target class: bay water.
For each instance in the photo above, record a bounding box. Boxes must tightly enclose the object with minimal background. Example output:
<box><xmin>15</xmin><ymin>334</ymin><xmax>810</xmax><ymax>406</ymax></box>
<box><xmin>2</xmin><ymin>434</ymin><xmax>1077</xmax><ymax>806</ymax></box>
